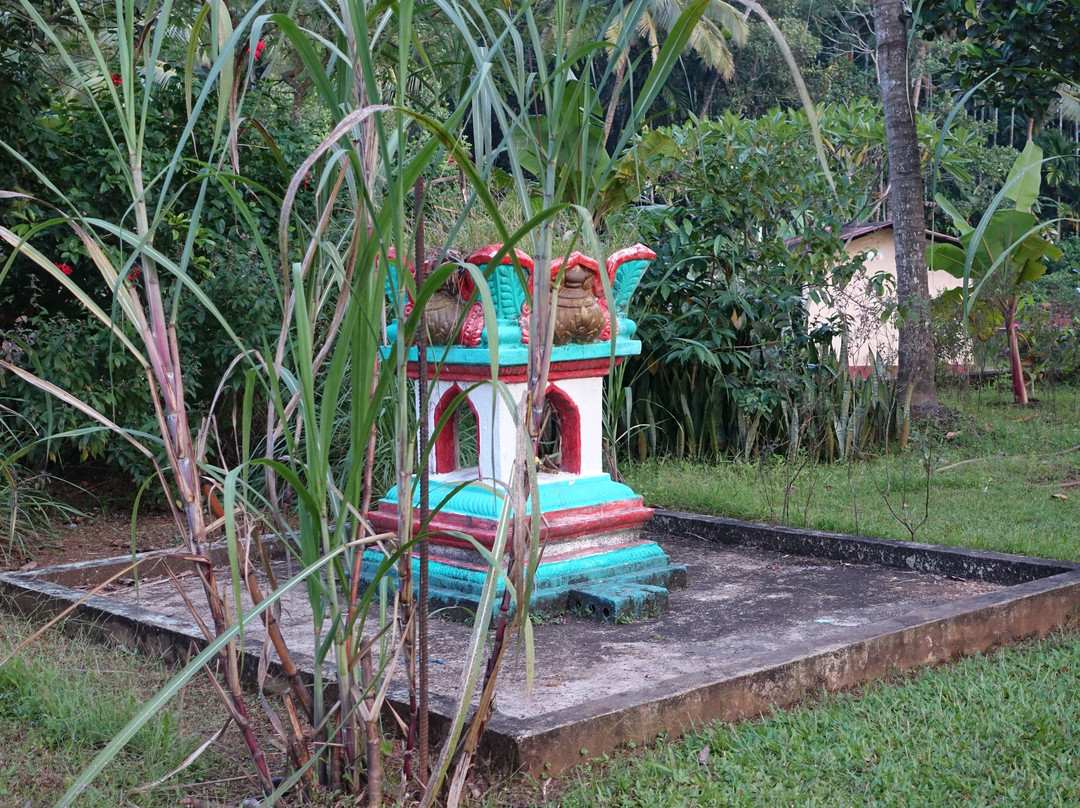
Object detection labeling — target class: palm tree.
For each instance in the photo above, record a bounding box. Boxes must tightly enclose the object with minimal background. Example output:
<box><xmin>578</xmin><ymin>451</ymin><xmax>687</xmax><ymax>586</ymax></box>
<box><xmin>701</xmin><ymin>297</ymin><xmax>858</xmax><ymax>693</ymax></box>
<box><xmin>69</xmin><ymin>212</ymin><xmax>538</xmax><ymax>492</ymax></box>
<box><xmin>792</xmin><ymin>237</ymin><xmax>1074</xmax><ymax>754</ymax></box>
<box><xmin>1037</xmin><ymin>127</ymin><xmax>1080</xmax><ymax>235</ymax></box>
<box><xmin>874</xmin><ymin>0</ymin><xmax>937</xmax><ymax>415</ymax></box>
<box><xmin>602</xmin><ymin>0</ymin><xmax>748</xmax><ymax>146</ymax></box>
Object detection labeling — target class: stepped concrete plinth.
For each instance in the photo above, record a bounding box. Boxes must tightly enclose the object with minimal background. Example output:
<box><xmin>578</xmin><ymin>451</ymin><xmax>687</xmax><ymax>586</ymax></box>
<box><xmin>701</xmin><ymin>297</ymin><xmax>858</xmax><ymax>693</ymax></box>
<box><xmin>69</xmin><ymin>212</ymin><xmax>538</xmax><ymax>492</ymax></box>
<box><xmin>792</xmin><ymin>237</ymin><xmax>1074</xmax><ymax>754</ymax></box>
<box><xmin>5</xmin><ymin>510</ymin><xmax>1080</xmax><ymax>776</ymax></box>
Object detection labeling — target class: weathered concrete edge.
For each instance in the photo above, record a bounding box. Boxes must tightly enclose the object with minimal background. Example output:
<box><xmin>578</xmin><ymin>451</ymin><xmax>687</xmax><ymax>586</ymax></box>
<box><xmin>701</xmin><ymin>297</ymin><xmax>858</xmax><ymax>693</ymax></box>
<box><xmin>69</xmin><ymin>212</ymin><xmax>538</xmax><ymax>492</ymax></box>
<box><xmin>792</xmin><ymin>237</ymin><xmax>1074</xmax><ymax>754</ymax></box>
<box><xmin>0</xmin><ymin>564</ymin><xmax>460</xmax><ymax>737</ymax></box>
<box><xmin>480</xmin><ymin>568</ymin><xmax>1080</xmax><ymax>776</ymax></box>
<box><xmin>651</xmin><ymin>509</ymin><xmax>1080</xmax><ymax>584</ymax></box>
<box><xmin>8</xmin><ymin>537</ymin><xmax>292</xmax><ymax>590</ymax></box>
<box><xmin>7</xmin><ymin>515</ymin><xmax>1080</xmax><ymax>778</ymax></box>
<box><xmin>0</xmin><ymin>569</ymin><xmax>215</xmax><ymax>667</ymax></box>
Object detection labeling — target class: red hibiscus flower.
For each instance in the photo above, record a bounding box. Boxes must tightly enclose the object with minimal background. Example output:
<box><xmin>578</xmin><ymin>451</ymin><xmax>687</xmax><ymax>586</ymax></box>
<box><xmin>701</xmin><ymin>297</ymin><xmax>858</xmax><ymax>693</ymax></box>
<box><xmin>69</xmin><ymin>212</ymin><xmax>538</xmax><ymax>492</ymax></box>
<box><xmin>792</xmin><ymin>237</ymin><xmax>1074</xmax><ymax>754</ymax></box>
<box><xmin>55</xmin><ymin>263</ymin><xmax>72</xmax><ymax>276</ymax></box>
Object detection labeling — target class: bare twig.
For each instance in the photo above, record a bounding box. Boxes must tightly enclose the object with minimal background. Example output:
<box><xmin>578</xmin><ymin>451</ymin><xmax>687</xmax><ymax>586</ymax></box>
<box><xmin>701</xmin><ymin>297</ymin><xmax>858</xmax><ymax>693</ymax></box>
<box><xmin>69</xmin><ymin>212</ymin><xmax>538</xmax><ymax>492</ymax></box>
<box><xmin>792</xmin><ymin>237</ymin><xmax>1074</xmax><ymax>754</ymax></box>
<box><xmin>935</xmin><ymin>445</ymin><xmax>1080</xmax><ymax>474</ymax></box>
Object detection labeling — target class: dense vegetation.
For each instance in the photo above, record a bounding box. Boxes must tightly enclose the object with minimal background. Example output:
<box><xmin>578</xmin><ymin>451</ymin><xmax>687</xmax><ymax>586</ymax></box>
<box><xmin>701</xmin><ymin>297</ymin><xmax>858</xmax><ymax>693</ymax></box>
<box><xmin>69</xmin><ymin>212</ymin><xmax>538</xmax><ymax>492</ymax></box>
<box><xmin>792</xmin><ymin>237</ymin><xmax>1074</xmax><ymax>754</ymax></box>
<box><xmin>1</xmin><ymin>0</ymin><xmax>1079</xmax><ymax>804</ymax></box>
<box><xmin>2</xmin><ymin>0</ymin><xmax>1078</xmax><ymax>479</ymax></box>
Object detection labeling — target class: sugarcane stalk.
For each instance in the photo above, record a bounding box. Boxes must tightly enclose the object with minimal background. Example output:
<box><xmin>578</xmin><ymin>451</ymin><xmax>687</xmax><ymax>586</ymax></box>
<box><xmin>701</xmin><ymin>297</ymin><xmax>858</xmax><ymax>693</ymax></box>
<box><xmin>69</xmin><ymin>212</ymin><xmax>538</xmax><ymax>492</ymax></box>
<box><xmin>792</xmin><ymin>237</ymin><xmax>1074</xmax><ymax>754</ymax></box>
<box><xmin>361</xmin><ymin>645</ymin><xmax>382</xmax><ymax>807</ymax></box>
<box><xmin>414</xmin><ymin>176</ymin><xmax>432</xmax><ymax>782</ymax></box>
<box><xmin>128</xmin><ymin>127</ymin><xmax>275</xmax><ymax>796</ymax></box>
<box><xmin>284</xmin><ymin>694</ymin><xmax>317</xmax><ymax>791</ymax></box>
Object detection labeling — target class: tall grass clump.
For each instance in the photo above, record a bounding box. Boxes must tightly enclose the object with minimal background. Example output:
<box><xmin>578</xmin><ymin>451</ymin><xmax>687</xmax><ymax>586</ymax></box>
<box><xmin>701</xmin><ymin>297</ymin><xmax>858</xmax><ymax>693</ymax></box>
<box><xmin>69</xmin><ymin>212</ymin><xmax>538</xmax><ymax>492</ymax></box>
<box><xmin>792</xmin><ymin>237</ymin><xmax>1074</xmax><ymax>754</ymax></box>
<box><xmin>0</xmin><ymin>0</ymin><xmax>715</xmax><ymax>805</ymax></box>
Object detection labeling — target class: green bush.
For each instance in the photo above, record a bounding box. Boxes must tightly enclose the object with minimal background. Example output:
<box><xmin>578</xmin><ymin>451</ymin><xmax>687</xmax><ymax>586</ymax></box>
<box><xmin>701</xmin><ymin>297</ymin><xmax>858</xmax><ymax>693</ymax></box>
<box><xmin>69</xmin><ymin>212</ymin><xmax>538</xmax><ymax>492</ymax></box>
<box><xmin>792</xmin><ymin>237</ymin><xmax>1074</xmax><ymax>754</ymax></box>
<box><xmin>1</xmin><ymin>257</ymin><xmax>283</xmax><ymax>481</ymax></box>
<box><xmin>0</xmin><ymin>56</ymin><xmax>314</xmax><ymax>484</ymax></box>
<box><xmin>613</xmin><ymin>110</ymin><xmax>876</xmax><ymax>461</ymax></box>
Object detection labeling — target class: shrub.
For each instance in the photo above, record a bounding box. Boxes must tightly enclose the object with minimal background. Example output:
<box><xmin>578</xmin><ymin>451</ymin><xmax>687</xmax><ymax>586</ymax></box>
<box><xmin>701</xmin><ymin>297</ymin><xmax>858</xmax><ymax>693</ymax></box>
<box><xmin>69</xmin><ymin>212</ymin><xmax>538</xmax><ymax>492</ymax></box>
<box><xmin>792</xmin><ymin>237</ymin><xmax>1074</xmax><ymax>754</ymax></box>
<box><xmin>612</xmin><ymin>110</ymin><xmax>868</xmax><ymax>460</ymax></box>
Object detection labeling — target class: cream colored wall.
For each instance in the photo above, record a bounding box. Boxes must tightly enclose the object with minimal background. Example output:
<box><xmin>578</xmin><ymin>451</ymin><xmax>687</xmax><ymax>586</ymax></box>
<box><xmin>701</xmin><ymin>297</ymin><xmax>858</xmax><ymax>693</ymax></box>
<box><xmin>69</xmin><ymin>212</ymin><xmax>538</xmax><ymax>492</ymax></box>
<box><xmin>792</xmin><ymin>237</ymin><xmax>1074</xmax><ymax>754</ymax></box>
<box><xmin>806</xmin><ymin>228</ymin><xmax>967</xmax><ymax>368</ymax></box>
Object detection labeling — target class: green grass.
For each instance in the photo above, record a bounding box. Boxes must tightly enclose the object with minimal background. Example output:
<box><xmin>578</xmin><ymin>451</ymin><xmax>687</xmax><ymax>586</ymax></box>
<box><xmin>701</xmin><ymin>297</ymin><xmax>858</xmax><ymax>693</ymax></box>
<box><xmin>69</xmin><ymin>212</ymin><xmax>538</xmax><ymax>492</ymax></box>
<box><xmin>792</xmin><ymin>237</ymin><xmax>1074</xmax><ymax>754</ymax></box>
<box><xmin>526</xmin><ymin>384</ymin><xmax>1080</xmax><ymax>807</ymax></box>
<box><xmin>625</xmin><ymin>385</ymin><xmax>1080</xmax><ymax>560</ymax></box>
<box><xmin>554</xmin><ymin>631</ymin><xmax>1080</xmax><ymax>807</ymax></box>
<box><xmin>0</xmin><ymin>615</ymin><xmax>259</xmax><ymax>806</ymax></box>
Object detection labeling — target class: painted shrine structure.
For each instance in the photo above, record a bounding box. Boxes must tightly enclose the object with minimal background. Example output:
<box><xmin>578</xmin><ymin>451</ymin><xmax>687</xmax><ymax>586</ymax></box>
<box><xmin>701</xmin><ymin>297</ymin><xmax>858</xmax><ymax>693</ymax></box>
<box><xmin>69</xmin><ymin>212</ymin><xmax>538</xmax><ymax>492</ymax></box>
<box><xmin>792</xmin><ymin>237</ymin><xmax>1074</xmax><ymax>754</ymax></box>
<box><xmin>368</xmin><ymin>244</ymin><xmax>686</xmax><ymax>621</ymax></box>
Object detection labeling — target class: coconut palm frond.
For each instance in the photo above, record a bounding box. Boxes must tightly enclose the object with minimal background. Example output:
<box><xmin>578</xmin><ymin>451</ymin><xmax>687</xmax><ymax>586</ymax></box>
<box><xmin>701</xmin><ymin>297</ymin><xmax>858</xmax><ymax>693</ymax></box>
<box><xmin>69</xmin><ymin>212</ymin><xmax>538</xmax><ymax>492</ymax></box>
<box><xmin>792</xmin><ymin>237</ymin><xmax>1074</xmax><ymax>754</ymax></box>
<box><xmin>611</xmin><ymin>0</ymin><xmax>744</xmax><ymax>71</ymax></box>
<box><xmin>701</xmin><ymin>0</ymin><xmax>749</xmax><ymax>46</ymax></box>
<box><xmin>687</xmin><ymin>15</ymin><xmax>736</xmax><ymax>77</ymax></box>
<box><xmin>1054</xmin><ymin>83</ymin><xmax>1080</xmax><ymax>125</ymax></box>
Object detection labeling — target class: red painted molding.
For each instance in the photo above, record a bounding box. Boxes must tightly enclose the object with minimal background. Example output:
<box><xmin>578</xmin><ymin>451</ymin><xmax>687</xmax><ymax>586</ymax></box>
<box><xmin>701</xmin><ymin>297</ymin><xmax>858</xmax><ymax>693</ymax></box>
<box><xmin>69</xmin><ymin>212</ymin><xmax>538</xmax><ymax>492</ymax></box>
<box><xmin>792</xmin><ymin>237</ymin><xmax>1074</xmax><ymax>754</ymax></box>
<box><xmin>605</xmin><ymin>244</ymin><xmax>657</xmax><ymax>280</ymax></box>
<box><xmin>406</xmin><ymin>357</ymin><xmax>624</xmax><ymax>383</ymax></box>
<box><xmin>368</xmin><ymin>496</ymin><xmax>655</xmax><ymax>551</ymax></box>
<box><xmin>459</xmin><ymin>301</ymin><xmax>485</xmax><ymax>347</ymax></box>
<box><xmin>432</xmin><ymin>384</ymin><xmax>479</xmax><ymax>473</ymax></box>
<box><xmin>533</xmin><ymin>251</ymin><xmax>605</xmax><ymax>296</ymax></box>
<box><xmin>466</xmin><ymin>244</ymin><xmax>535</xmax><ymax>270</ymax></box>
<box><xmin>598</xmin><ymin>292</ymin><xmax>611</xmax><ymax>341</ymax></box>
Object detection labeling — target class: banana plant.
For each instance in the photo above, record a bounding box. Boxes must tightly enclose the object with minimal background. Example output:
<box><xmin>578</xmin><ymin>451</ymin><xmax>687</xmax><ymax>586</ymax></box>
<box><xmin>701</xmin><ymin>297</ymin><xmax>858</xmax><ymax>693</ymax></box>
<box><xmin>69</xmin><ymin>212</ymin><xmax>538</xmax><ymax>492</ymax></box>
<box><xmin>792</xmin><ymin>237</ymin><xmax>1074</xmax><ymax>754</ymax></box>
<box><xmin>928</xmin><ymin>141</ymin><xmax>1063</xmax><ymax>404</ymax></box>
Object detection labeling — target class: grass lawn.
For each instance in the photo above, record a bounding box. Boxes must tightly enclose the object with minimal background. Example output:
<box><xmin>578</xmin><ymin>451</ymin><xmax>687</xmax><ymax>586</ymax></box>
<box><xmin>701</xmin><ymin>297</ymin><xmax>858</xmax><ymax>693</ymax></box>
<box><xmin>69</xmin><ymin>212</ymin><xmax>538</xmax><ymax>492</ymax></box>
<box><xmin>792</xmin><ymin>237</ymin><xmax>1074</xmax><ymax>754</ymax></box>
<box><xmin>4</xmin><ymin>382</ymin><xmax>1080</xmax><ymax>805</ymax></box>
<box><xmin>0</xmin><ymin>614</ymin><xmax>273</xmax><ymax>806</ymax></box>
<box><xmin>625</xmin><ymin>384</ymin><xmax>1080</xmax><ymax>561</ymax></box>
<box><xmin>552</xmin><ymin>631</ymin><xmax>1080</xmax><ymax>807</ymax></box>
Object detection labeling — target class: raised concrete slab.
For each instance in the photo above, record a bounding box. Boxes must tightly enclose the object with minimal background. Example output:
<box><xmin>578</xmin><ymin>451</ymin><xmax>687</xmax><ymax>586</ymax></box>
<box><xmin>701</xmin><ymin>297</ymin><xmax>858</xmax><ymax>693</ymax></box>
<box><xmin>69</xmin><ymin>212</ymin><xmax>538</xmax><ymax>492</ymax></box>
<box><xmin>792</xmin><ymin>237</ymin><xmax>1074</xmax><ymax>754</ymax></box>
<box><xmin>3</xmin><ymin>509</ymin><xmax>1079</xmax><ymax>776</ymax></box>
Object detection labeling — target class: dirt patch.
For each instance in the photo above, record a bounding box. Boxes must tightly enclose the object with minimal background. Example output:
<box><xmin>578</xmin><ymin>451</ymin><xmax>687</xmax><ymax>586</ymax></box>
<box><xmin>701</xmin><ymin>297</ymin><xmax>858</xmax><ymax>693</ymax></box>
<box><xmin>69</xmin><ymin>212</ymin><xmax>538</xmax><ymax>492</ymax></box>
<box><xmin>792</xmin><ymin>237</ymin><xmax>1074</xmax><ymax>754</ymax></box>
<box><xmin>4</xmin><ymin>510</ymin><xmax>183</xmax><ymax>572</ymax></box>
<box><xmin>910</xmin><ymin>402</ymin><xmax>965</xmax><ymax>433</ymax></box>
<box><xmin>1027</xmin><ymin>461</ymin><xmax>1080</xmax><ymax>487</ymax></box>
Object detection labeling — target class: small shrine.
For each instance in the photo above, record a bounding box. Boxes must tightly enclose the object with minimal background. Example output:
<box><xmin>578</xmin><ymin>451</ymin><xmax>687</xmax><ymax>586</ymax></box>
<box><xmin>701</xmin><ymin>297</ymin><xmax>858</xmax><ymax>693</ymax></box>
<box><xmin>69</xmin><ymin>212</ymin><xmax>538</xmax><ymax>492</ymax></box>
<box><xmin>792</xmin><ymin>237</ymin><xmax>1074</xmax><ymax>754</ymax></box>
<box><xmin>368</xmin><ymin>244</ymin><xmax>686</xmax><ymax>621</ymax></box>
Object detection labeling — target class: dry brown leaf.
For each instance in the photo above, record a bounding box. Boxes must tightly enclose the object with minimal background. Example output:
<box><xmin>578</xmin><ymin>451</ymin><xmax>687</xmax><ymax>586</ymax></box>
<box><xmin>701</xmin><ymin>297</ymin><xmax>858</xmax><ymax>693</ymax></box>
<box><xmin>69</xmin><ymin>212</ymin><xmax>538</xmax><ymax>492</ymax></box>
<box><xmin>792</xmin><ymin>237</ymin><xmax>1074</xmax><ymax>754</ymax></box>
<box><xmin>1052</xmin><ymin>493</ymin><xmax>1069</xmax><ymax>501</ymax></box>
<box><xmin>945</xmin><ymin>431</ymin><xmax>962</xmax><ymax>440</ymax></box>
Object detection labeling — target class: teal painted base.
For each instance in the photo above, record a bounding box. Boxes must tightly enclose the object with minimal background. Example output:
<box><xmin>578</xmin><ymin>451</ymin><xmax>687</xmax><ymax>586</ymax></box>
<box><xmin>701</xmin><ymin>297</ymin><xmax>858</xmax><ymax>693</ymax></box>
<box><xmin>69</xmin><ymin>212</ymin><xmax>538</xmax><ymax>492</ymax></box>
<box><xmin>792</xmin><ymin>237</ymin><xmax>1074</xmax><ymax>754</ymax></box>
<box><xmin>381</xmin><ymin>473</ymin><xmax>641</xmax><ymax>519</ymax></box>
<box><xmin>357</xmin><ymin>541</ymin><xmax>687</xmax><ymax>622</ymax></box>
<box><xmin>568</xmin><ymin>581</ymin><xmax>669</xmax><ymax>623</ymax></box>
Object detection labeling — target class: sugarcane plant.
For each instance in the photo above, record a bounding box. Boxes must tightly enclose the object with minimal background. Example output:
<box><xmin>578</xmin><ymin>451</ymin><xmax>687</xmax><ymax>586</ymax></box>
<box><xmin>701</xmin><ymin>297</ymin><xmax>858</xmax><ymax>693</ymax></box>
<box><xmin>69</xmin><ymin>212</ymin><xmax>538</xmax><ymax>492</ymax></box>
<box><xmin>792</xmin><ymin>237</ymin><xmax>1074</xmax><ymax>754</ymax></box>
<box><xmin>0</xmin><ymin>0</ymin><xmax>366</xmax><ymax>798</ymax></box>
<box><xmin>0</xmin><ymin>0</ymin><xmax>714</xmax><ymax>804</ymax></box>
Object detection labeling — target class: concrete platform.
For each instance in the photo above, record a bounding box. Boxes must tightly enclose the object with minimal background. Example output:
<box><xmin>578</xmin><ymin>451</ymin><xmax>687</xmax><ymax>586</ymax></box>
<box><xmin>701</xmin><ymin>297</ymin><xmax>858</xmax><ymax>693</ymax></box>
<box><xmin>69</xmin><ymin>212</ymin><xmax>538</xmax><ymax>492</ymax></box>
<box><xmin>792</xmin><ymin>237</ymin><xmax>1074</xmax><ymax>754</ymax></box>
<box><xmin>3</xmin><ymin>509</ymin><xmax>1080</xmax><ymax>776</ymax></box>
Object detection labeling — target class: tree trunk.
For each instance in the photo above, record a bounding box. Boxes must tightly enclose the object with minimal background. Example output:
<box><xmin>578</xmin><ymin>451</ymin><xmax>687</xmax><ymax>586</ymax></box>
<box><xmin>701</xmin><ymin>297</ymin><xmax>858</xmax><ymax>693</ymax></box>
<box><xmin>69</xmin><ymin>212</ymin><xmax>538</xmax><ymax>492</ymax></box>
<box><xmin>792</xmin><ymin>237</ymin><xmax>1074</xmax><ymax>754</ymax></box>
<box><xmin>1005</xmin><ymin>295</ymin><xmax>1029</xmax><ymax>404</ymax></box>
<box><xmin>874</xmin><ymin>0</ymin><xmax>937</xmax><ymax>410</ymax></box>
<box><xmin>698</xmin><ymin>71</ymin><xmax>722</xmax><ymax>119</ymax></box>
<box><xmin>603</xmin><ymin>58</ymin><xmax>628</xmax><ymax>149</ymax></box>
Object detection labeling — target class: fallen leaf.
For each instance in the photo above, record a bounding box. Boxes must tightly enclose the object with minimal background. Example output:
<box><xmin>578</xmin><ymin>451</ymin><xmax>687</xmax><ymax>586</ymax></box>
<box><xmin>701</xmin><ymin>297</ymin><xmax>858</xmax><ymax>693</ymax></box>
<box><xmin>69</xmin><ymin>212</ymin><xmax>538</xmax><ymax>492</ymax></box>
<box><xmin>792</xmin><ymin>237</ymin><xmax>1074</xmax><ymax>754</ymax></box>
<box><xmin>1052</xmin><ymin>493</ymin><xmax>1069</xmax><ymax>501</ymax></box>
<box><xmin>698</xmin><ymin>747</ymin><xmax>711</xmax><ymax>765</ymax></box>
<box><xmin>945</xmin><ymin>431</ymin><xmax>962</xmax><ymax>440</ymax></box>
<box><xmin>18</xmin><ymin>560</ymin><xmax>37</xmax><ymax>571</ymax></box>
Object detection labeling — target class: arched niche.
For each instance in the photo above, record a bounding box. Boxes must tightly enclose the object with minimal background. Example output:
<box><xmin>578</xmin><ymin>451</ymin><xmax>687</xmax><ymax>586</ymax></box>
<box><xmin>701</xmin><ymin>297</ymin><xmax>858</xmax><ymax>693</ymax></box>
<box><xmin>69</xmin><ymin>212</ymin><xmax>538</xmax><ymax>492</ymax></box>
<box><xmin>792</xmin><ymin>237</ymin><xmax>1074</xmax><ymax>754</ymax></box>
<box><xmin>433</xmin><ymin>384</ymin><xmax>479</xmax><ymax>474</ymax></box>
<box><xmin>540</xmin><ymin>384</ymin><xmax>581</xmax><ymax>474</ymax></box>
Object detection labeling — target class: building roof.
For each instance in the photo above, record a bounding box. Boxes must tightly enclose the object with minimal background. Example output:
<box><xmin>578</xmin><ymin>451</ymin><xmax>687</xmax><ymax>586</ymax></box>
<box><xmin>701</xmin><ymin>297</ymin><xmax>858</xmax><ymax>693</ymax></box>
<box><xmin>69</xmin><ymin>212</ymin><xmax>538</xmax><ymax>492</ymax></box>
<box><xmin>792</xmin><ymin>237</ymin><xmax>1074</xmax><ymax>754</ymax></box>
<box><xmin>840</xmin><ymin>220</ymin><xmax>961</xmax><ymax>247</ymax></box>
<box><xmin>784</xmin><ymin>220</ymin><xmax>962</xmax><ymax>251</ymax></box>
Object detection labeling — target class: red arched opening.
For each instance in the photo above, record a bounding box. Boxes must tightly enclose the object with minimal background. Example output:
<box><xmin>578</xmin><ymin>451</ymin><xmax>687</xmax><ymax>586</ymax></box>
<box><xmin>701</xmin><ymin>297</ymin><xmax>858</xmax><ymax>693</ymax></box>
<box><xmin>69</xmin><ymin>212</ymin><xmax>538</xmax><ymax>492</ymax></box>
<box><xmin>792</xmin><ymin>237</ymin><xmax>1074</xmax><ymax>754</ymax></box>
<box><xmin>542</xmin><ymin>385</ymin><xmax>581</xmax><ymax>474</ymax></box>
<box><xmin>433</xmin><ymin>385</ymin><xmax>479</xmax><ymax>473</ymax></box>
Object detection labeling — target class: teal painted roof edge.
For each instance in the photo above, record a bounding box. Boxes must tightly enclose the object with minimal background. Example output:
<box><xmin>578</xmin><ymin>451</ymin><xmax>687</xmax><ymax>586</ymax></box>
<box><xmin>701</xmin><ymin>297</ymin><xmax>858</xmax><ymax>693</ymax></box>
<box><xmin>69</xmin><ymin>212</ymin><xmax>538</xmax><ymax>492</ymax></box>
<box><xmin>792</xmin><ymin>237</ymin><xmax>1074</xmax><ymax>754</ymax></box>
<box><xmin>379</xmin><ymin>337</ymin><xmax>641</xmax><ymax>365</ymax></box>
